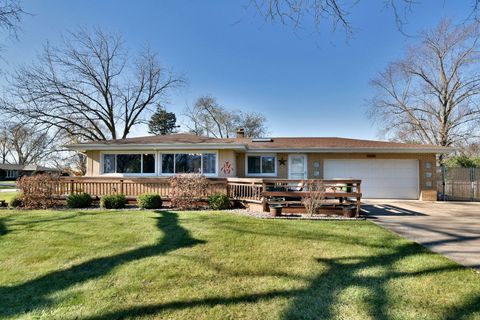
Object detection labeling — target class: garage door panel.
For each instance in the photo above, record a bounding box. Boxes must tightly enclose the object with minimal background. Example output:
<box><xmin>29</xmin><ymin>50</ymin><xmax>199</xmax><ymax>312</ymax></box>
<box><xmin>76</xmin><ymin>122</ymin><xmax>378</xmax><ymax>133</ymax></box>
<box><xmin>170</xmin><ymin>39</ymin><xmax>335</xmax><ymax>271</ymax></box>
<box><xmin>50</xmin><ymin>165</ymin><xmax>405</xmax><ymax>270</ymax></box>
<box><xmin>324</xmin><ymin>159</ymin><xmax>419</xmax><ymax>199</ymax></box>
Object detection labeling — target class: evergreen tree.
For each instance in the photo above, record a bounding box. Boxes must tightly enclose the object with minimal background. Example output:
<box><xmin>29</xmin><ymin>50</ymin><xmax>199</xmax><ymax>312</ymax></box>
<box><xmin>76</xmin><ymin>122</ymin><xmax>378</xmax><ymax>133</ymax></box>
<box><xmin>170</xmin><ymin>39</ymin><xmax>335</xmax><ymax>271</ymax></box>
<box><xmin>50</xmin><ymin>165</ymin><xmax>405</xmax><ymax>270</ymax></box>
<box><xmin>148</xmin><ymin>106</ymin><xmax>178</xmax><ymax>135</ymax></box>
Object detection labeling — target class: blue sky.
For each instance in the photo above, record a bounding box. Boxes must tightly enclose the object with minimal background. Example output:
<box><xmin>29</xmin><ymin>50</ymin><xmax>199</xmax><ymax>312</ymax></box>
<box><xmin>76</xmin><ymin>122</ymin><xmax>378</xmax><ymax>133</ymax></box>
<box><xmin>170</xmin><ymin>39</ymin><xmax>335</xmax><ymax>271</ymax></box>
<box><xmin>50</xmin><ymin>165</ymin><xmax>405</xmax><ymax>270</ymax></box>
<box><xmin>0</xmin><ymin>0</ymin><xmax>473</xmax><ymax>139</ymax></box>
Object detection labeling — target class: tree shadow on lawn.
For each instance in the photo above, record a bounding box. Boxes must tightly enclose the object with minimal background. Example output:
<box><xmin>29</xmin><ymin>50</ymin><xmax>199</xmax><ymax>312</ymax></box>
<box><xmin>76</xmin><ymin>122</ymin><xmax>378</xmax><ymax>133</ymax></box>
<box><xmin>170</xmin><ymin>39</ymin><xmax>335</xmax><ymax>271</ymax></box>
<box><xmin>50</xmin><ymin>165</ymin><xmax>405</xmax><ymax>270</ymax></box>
<box><xmin>0</xmin><ymin>218</ymin><xmax>8</xmax><ymax>236</ymax></box>
<box><xmin>0</xmin><ymin>211</ymin><xmax>205</xmax><ymax>318</ymax></box>
<box><xmin>1</xmin><ymin>213</ymin><xmax>479</xmax><ymax>320</ymax></box>
<box><xmin>79</xmin><ymin>234</ymin><xmax>479</xmax><ymax>320</ymax></box>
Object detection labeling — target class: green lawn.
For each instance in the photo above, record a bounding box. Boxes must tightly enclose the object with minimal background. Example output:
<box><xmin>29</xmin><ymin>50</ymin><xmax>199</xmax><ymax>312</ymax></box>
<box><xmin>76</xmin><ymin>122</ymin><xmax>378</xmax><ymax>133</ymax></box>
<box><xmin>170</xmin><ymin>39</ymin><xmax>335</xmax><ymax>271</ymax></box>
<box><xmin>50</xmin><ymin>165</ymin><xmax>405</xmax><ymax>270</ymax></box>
<box><xmin>0</xmin><ymin>191</ymin><xmax>17</xmax><ymax>203</ymax></box>
<box><xmin>0</xmin><ymin>210</ymin><xmax>479</xmax><ymax>320</ymax></box>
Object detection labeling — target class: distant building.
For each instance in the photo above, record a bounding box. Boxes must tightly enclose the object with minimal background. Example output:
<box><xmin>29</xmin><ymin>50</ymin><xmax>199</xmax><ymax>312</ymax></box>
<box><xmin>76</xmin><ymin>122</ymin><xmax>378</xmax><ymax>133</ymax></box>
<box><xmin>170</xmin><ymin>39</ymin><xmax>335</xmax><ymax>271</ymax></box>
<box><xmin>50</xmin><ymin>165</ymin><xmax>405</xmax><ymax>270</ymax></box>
<box><xmin>0</xmin><ymin>164</ymin><xmax>59</xmax><ymax>179</ymax></box>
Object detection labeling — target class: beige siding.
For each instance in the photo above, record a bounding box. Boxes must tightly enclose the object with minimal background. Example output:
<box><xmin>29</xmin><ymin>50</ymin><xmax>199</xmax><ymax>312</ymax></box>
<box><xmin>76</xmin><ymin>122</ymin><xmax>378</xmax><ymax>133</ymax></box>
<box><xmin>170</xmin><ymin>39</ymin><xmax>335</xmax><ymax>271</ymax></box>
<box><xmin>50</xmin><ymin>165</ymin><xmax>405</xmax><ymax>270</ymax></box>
<box><xmin>218</xmin><ymin>150</ymin><xmax>236</xmax><ymax>177</ymax></box>
<box><xmin>236</xmin><ymin>153</ymin><xmax>245</xmax><ymax>177</ymax></box>
<box><xmin>85</xmin><ymin>150</ymin><xmax>100</xmax><ymax>177</ymax></box>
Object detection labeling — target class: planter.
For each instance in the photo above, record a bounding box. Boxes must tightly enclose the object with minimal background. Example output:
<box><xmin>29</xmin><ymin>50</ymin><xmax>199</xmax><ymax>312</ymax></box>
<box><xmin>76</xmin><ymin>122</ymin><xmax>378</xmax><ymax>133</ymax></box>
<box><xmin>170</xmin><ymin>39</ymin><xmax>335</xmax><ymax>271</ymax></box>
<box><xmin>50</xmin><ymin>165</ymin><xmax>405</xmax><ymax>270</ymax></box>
<box><xmin>342</xmin><ymin>206</ymin><xmax>354</xmax><ymax>218</ymax></box>
<box><xmin>269</xmin><ymin>205</ymin><xmax>283</xmax><ymax>217</ymax></box>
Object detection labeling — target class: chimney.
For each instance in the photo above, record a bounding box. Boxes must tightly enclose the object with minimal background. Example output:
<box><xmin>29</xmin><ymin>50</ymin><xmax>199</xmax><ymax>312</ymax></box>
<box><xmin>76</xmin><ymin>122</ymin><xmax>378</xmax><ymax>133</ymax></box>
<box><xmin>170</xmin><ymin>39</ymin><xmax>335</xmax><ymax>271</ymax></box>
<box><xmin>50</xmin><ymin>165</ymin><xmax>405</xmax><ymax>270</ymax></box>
<box><xmin>236</xmin><ymin>128</ymin><xmax>245</xmax><ymax>138</ymax></box>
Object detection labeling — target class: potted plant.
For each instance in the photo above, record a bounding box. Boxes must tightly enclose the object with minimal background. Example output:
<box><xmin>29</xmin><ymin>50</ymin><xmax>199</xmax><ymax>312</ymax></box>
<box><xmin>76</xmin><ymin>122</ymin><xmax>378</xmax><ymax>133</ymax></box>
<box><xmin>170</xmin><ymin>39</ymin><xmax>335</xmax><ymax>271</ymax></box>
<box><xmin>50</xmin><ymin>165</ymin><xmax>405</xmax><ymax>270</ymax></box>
<box><xmin>269</xmin><ymin>204</ymin><xmax>282</xmax><ymax>217</ymax></box>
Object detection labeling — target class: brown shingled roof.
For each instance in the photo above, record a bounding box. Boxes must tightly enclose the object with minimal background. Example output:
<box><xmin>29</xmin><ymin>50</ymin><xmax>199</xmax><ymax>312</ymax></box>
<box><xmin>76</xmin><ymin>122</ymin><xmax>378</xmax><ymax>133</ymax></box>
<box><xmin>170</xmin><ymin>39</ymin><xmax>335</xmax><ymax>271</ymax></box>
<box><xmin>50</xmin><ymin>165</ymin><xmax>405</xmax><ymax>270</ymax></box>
<box><xmin>71</xmin><ymin>133</ymin><xmax>450</xmax><ymax>152</ymax></box>
<box><xmin>87</xmin><ymin>133</ymin><xmax>237</xmax><ymax>145</ymax></box>
<box><xmin>240</xmin><ymin>137</ymin><xmax>440</xmax><ymax>149</ymax></box>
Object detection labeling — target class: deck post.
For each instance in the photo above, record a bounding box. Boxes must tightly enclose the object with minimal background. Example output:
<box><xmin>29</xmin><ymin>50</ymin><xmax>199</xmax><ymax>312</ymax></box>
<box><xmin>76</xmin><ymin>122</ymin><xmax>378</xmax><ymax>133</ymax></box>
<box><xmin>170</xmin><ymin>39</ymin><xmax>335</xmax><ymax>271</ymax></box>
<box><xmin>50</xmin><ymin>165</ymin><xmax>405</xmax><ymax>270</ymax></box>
<box><xmin>69</xmin><ymin>179</ymin><xmax>74</xmax><ymax>194</ymax></box>
<box><xmin>119</xmin><ymin>179</ymin><xmax>124</xmax><ymax>195</ymax></box>
<box><xmin>356</xmin><ymin>196</ymin><xmax>361</xmax><ymax>217</ymax></box>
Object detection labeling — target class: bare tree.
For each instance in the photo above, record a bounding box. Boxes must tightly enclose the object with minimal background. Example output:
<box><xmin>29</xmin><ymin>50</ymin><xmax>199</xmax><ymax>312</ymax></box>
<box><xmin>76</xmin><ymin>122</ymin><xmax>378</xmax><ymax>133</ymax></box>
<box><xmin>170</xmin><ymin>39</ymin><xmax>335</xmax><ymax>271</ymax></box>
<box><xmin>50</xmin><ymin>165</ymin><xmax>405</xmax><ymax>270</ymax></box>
<box><xmin>368</xmin><ymin>19</ymin><xmax>480</xmax><ymax>152</ymax></box>
<box><xmin>8</xmin><ymin>124</ymin><xmax>56</xmax><ymax>165</ymax></box>
<box><xmin>0</xmin><ymin>125</ymin><xmax>10</xmax><ymax>163</ymax></box>
<box><xmin>252</xmin><ymin>0</ymin><xmax>480</xmax><ymax>38</ymax></box>
<box><xmin>0</xmin><ymin>0</ymin><xmax>24</xmax><ymax>37</ymax></box>
<box><xmin>4</xmin><ymin>27</ymin><xmax>184</xmax><ymax>141</ymax></box>
<box><xmin>184</xmin><ymin>95</ymin><xmax>268</xmax><ymax>138</ymax></box>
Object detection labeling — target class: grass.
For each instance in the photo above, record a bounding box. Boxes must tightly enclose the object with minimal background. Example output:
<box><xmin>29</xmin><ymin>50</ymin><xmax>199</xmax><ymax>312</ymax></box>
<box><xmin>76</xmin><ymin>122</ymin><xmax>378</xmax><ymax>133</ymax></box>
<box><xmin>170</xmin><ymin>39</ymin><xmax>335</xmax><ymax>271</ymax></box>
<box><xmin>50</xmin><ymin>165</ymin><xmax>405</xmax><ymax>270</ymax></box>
<box><xmin>0</xmin><ymin>210</ymin><xmax>479</xmax><ymax>320</ymax></box>
<box><xmin>0</xmin><ymin>191</ymin><xmax>17</xmax><ymax>203</ymax></box>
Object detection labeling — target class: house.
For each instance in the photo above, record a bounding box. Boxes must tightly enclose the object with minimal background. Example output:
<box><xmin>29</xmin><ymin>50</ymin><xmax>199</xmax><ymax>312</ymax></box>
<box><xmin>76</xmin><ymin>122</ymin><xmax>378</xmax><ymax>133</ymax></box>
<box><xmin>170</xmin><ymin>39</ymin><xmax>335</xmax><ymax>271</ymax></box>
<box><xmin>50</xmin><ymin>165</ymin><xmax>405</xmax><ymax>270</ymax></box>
<box><xmin>0</xmin><ymin>163</ymin><xmax>59</xmax><ymax>180</ymax></box>
<box><xmin>65</xmin><ymin>129</ymin><xmax>452</xmax><ymax>201</ymax></box>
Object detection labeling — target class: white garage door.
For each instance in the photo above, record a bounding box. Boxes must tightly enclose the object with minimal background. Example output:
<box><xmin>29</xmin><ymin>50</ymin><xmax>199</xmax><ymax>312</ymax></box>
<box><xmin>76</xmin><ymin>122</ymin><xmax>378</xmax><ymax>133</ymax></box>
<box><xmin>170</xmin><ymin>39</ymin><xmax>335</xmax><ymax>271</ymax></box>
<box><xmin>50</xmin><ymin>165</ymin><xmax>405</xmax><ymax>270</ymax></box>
<box><xmin>324</xmin><ymin>159</ymin><xmax>419</xmax><ymax>199</ymax></box>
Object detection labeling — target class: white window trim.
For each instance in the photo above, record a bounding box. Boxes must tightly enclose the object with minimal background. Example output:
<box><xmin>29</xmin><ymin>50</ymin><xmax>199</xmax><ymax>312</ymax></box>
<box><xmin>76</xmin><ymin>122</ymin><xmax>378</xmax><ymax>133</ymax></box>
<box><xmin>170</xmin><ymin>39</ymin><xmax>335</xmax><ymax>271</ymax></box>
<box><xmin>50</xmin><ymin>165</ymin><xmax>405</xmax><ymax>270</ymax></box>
<box><xmin>100</xmin><ymin>151</ymin><xmax>158</xmax><ymax>177</ymax></box>
<box><xmin>245</xmin><ymin>153</ymin><xmax>277</xmax><ymax>177</ymax></box>
<box><xmin>158</xmin><ymin>150</ymin><xmax>219</xmax><ymax>177</ymax></box>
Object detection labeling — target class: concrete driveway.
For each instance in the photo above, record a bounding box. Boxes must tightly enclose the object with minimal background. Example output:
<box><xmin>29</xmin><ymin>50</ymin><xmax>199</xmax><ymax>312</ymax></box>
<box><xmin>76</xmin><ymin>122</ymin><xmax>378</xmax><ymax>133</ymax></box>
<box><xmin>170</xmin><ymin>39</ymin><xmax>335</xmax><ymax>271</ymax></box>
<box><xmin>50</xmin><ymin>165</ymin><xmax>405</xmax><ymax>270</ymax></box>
<box><xmin>363</xmin><ymin>200</ymin><xmax>480</xmax><ymax>270</ymax></box>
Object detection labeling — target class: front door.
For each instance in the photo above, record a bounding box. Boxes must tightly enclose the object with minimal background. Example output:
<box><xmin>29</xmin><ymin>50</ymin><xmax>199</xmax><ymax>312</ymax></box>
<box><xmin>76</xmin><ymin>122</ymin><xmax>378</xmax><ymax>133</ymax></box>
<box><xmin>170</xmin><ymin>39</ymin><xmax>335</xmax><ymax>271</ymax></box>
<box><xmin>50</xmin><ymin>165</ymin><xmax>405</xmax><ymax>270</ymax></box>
<box><xmin>288</xmin><ymin>154</ymin><xmax>307</xmax><ymax>180</ymax></box>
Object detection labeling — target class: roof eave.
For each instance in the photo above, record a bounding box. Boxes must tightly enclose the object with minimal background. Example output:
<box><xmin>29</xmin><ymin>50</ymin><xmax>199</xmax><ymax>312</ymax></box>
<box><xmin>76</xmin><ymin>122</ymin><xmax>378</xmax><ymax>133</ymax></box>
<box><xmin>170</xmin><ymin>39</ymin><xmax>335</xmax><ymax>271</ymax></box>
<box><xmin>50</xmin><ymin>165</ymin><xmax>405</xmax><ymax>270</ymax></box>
<box><xmin>64</xmin><ymin>143</ymin><xmax>248</xmax><ymax>152</ymax></box>
<box><xmin>246</xmin><ymin>147</ymin><xmax>455</xmax><ymax>154</ymax></box>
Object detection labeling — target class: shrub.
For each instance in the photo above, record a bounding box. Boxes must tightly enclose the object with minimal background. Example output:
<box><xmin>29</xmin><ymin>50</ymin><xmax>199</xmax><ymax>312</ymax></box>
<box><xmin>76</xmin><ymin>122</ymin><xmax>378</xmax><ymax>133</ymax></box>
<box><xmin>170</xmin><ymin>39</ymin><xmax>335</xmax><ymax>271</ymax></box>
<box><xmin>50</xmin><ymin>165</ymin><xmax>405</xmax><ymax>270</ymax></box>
<box><xmin>66</xmin><ymin>193</ymin><xmax>92</xmax><ymax>208</ymax></box>
<box><xmin>169</xmin><ymin>174</ymin><xmax>208</xmax><ymax>210</ymax></box>
<box><xmin>302</xmin><ymin>181</ymin><xmax>326</xmax><ymax>216</ymax></box>
<box><xmin>137</xmin><ymin>193</ymin><xmax>162</xmax><ymax>209</ymax></box>
<box><xmin>208</xmin><ymin>193</ymin><xmax>230</xmax><ymax>210</ymax></box>
<box><xmin>100</xmin><ymin>194</ymin><xmax>127</xmax><ymax>209</ymax></box>
<box><xmin>8</xmin><ymin>193</ymin><xmax>23</xmax><ymax>208</ymax></box>
<box><xmin>16</xmin><ymin>174</ymin><xmax>59</xmax><ymax>209</ymax></box>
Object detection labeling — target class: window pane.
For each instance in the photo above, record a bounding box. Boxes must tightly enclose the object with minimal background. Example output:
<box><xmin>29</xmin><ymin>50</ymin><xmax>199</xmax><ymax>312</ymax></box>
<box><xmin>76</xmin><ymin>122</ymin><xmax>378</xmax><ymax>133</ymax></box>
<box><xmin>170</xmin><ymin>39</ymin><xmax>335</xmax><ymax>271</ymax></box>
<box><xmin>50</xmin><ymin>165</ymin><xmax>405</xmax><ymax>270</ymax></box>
<box><xmin>176</xmin><ymin>154</ymin><xmax>202</xmax><ymax>173</ymax></box>
<box><xmin>247</xmin><ymin>156</ymin><xmax>261</xmax><ymax>174</ymax></box>
<box><xmin>103</xmin><ymin>154</ymin><xmax>116</xmax><ymax>173</ymax></box>
<box><xmin>117</xmin><ymin>154</ymin><xmax>141</xmax><ymax>173</ymax></box>
<box><xmin>202</xmin><ymin>153</ymin><xmax>216</xmax><ymax>174</ymax></box>
<box><xmin>143</xmin><ymin>154</ymin><xmax>155</xmax><ymax>173</ymax></box>
<box><xmin>162</xmin><ymin>154</ymin><xmax>174</xmax><ymax>174</ymax></box>
<box><xmin>262</xmin><ymin>156</ymin><xmax>275</xmax><ymax>174</ymax></box>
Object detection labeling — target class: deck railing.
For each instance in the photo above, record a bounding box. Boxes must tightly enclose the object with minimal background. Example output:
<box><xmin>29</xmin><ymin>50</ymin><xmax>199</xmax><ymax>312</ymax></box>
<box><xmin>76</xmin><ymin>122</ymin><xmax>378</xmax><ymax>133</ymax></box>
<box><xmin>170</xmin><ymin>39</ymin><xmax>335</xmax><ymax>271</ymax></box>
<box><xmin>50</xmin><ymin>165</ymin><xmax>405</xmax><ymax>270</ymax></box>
<box><xmin>226</xmin><ymin>178</ymin><xmax>361</xmax><ymax>199</ymax></box>
<box><xmin>226</xmin><ymin>178</ymin><xmax>263</xmax><ymax>202</ymax></box>
<box><xmin>47</xmin><ymin>177</ymin><xmax>227</xmax><ymax>198</ymax></box>
<box><xmin>19</xmin><ymin>177</ymin><xmax>361</xmax><ymax>214</ymax></box>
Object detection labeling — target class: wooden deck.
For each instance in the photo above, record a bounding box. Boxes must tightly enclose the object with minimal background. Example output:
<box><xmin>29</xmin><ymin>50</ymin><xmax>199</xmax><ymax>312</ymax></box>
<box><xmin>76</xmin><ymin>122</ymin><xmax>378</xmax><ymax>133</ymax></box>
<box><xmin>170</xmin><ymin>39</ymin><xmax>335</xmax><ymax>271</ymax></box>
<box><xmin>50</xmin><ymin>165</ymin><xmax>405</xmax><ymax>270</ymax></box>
<box><xmin>227</xmin><ymin>178</ymin><xmax>362</xmax><ymax>217</ymax></box>
<box><xmin>18</xmin><ymin>176</ymin><xmax>362</xmax><ymax>216</ymax></box>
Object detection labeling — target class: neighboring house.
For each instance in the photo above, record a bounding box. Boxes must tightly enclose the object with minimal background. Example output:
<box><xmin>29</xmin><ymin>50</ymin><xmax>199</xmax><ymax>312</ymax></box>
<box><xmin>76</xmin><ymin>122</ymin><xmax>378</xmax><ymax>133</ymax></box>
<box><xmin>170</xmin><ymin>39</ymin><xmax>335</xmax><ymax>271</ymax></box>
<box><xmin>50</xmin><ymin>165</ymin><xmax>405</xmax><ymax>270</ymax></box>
<box><xmin>66</xmin><ymin>129</ymin><xmax>452</xmax><ymax>201</ymax></box>
<box><xmin>0</xmin><ymin>164</ymin><xmax>59</xmax><ymax>179</ymax></box>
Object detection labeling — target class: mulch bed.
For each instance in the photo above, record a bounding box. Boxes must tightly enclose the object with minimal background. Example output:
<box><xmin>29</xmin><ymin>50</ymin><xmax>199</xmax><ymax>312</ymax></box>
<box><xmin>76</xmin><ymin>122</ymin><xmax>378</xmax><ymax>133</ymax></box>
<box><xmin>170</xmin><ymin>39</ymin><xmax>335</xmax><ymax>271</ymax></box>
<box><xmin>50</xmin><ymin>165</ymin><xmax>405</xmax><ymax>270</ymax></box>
<box><xmin>224</xmin><ymin>209</ymin><xmax>365</xmax><ymax>220</ymax></box>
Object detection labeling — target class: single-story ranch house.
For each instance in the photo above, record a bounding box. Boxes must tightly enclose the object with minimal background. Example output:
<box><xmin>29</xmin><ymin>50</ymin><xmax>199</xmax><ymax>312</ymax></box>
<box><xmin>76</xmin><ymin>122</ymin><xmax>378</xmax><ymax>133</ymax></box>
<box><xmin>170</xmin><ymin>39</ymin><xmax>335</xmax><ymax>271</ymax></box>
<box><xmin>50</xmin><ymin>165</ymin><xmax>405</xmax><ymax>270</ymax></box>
<box><xmin>66</xmin><ymin>129</ymin><xmax>452</xmax><ymax>201</ymax></box>
<box><xmin>0</xmin><ymin>163</ymin><xmax>58</xmax><ymax>180</ymax></box>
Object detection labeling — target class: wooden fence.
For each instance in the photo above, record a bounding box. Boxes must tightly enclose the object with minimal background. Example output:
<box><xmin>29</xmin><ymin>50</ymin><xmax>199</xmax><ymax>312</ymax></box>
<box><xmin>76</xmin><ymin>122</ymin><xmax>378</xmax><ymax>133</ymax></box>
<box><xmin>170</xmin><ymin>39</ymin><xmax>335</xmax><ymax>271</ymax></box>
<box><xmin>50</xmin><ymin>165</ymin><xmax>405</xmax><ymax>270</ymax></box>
<box><xmin>437</xmin><ymin>167</ymin><xmax>480</xmax><ymax>201</ymax></box>
<box><xmin>49</xmin><ymin>177</ymin><xmax>227</xmax><ymax>198</ymax></box>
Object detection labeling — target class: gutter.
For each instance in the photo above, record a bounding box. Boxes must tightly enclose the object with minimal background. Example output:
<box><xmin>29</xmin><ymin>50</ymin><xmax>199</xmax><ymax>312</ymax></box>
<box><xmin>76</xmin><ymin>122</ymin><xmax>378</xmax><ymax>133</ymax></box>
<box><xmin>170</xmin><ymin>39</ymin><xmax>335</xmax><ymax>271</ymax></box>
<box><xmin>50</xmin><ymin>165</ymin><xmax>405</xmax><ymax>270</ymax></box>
<box><xmin>245</xmin><ymin>147</ymin><xmax>455</xmax><ymax>154</ymax></box>
<box><xmin>64</xmin><ymin>143</ymin><xmax>248</xmax><ymax>152</ymax></box>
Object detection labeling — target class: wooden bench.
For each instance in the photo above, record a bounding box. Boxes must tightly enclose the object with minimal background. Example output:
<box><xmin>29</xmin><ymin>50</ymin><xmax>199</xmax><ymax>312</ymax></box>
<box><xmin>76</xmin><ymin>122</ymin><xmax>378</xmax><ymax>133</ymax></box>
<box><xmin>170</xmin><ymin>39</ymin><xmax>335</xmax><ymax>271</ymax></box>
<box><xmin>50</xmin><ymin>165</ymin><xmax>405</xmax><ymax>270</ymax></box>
<box><xmin>264</xmin><ymin>191</ymin><xmax>362</xmax><ymax>216</ymax></box>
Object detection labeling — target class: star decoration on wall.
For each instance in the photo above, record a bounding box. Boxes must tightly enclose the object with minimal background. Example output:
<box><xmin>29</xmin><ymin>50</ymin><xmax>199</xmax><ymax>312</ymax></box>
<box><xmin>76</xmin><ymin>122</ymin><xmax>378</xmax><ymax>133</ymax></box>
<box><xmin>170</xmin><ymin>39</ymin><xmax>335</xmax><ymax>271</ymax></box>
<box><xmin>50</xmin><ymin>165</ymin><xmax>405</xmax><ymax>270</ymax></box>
<box><xmin>278</xmin><ymin>157</ymin><xmax>287</xmax><ymax>166</ymax></box>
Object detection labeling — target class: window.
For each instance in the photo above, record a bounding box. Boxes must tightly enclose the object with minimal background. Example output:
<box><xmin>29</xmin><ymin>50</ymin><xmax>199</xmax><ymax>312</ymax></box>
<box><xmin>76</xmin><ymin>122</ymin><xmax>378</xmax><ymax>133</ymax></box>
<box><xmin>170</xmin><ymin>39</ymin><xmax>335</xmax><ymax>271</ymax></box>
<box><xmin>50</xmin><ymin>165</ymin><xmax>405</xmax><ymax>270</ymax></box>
<box><xmin>247</xmin><ymin>155</ymin><xmax>276</xmax><ymax>175</ymax></box>
<box><xmin>117</xmin><ymin>154</ymin><xmax>141</xmax><ymax>173</ymax></box>
<box><xmin>143</xmin><ymin>154</ymin><xmax>156</xmax><ymax>173</ymax></box>
<box><xmin>102</xmin><ymin>154</ymin><xmax>156</xmax><ymax>174</ymax></box>
<box><xmin>203</xmin><ymin>154</ymin><xmax>216</xmax><ymax>174</ymax></box>
<box><xmin>162</xmin><ymin>154</ymin><xmax>174</xmax><ymax>174</ymax></box>
<box><xmin>176</xmin><ymin>154</ymin><xmax>201</xmax><ymax>173</ymax></box>
<box><xmin>160</xmin><ymin>153</ymin><xmax>217</xmax><ymax>175</ymax></box>
<box><xmin>103</xmin><ymin>154</ymin><xmax>116</xmax><ymax>173</ymax></box>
